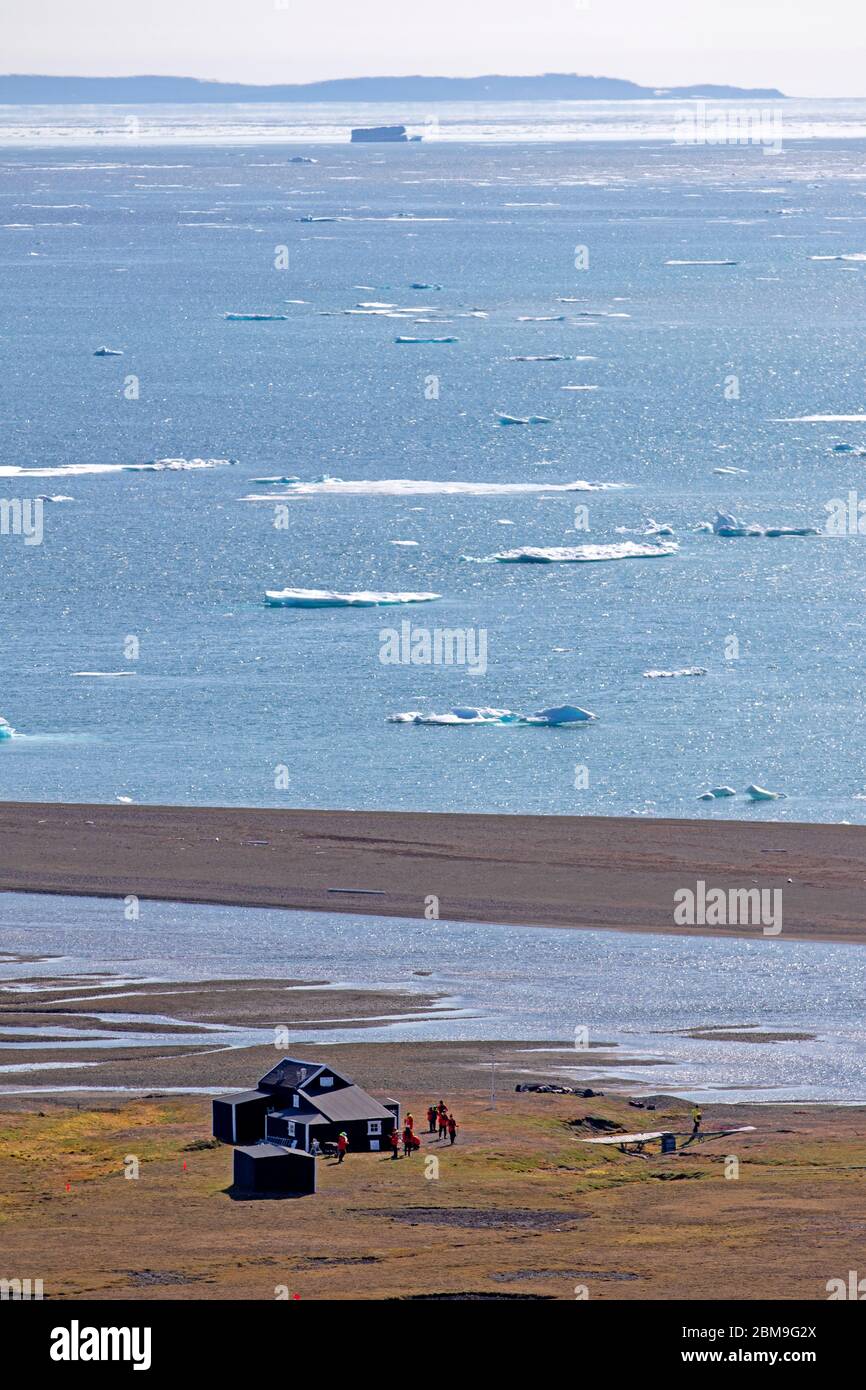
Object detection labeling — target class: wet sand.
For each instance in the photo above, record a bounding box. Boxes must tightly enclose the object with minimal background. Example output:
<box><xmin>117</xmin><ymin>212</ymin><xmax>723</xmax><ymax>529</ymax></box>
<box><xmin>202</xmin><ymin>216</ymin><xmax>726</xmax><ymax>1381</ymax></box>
<box><xmin>2</xmin><ymin>800</ymin><xmax>866</xmax><ymax>943</ymax></box>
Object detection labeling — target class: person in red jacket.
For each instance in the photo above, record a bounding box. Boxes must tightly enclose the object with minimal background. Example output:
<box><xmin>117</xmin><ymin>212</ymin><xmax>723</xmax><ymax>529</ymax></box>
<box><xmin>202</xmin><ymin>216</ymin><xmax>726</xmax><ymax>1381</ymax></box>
<box><xmin>447</xmin><ymin>1114</ymin><xmax>458</xmax><ymax>1145</ymax></box>
<box><xmin>389</xmin><ymin>1128</ymin><xmax>400</xmax><ymax>1160</ymax></box>
<box><xmin>402</xmin><ymin>1124</ymin><xmax>414</xmax><ymax>1157</ymax></box>
<box><xmin>438</xmin><ymin>1109</ymin><xmax>448</xmax><ymax>1141</ymax></box>
<box><xmin>427</xmin><ymin>1105</ymin><xmax>437</xmax><ymax>1133</ymax></box>
<box><xmin>405</xmin><ymin>1112</ymin><xmax>414</xmax><ymax>1133</ymax></box>
<box><xmin>336</xmin><ymin>1132</ymin><xmax>348</xmax><ymax>1163</ymax></box>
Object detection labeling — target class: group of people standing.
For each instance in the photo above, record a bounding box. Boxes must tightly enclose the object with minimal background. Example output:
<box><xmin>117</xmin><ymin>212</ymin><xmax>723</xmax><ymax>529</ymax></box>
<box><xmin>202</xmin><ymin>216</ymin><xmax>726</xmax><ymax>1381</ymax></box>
<box><xmin>389</xmin><ymin>1101</ymin><xmax>458</xmax><ymax>1158</ymax></box>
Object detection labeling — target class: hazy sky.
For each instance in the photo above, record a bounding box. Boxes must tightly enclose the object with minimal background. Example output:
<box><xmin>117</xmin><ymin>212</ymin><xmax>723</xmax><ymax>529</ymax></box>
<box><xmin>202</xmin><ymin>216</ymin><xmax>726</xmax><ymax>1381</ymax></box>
<box><xmin>2</xmin><ymin>0</ymin><xmax>864</xmax><ymax>97</ymax></box>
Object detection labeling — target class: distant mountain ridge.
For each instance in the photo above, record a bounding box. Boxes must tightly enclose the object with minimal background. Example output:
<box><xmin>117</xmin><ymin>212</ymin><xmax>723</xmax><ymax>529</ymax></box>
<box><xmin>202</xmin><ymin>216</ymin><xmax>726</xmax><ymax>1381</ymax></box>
<box><xmin>0</xmin><ymin>73</ymin><xmax>786</xmax><ymax>103</ymax></box>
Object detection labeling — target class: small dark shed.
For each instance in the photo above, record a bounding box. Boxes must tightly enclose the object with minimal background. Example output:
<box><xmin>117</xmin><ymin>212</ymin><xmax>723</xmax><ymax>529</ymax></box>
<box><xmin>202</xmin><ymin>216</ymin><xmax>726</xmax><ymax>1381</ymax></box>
<box><xmin>233</xmin><ymin>1143</ymin><xmax>317</xmax><ymax>1195</ymax></box>
<box><xmin>212</xmin><ymin>1089</ymin><xmax>272</xmax><ymax>1145</ymax></box>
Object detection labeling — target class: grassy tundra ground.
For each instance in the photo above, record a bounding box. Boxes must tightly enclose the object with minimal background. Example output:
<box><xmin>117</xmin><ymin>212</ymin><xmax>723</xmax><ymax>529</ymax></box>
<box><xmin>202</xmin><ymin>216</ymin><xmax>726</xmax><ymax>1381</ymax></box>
<box><xmin>1</xmin><ymin>1083</ymin><xmax>863</xmax><ymax>1301</ymax></box>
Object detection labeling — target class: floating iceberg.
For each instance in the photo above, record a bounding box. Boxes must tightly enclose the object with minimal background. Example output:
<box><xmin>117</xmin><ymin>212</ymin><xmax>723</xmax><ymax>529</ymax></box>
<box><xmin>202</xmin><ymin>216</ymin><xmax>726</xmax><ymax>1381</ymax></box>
<box><xmin>252</xmin><ymin>476</ymin><xmax>301</xmax><ymax>485</ymax></box>
<box><xmin>0</xmin><ymin>458</ymin><xmax>235</xmax><ymax>479</ymax></box>
<box><xmin>265</xmin><ymin>588</ymin><xmax>440</xmax><ymax>608</ymax></box>
<box><xmin>288</xmin><ymin>155</ymin><xmax>317</xmax><ymax>164</ymax></box>
<box><xmin>517</xmin><ymin>315</ymin><xmax>565</xmax><ymax>322</ymax></box>
<box><xmin>351</xmin><ymin>125</ymin><xmax>412</xmax><ymax>143</ymax></box>
<box><xmin>697</xmin><ymin>786</ymin><xmax>737</xmax><ymax>799</ymax></box>
<box><xmin>773</xmin><ymin>414</ymin><xmax>866</xmax><ymax>423</ymax></box>
<box><xmin>713</xmin><ymin>466</ymin><xmax>749</xmax><ymax>476</ymax></box>
<box><xmin>665</xmin><ymin>259</ymin><xmax>738</xmax><ymax>266</ymax></box>
<box><xmin>644</xmin><ymin>667</ymin><xmax>707</xmax><ymax>679</ymax></box>
<box><xmin>508</xmin><ymin>354</ymin><xmax>585</xmax><ymax>362</ymax></box>
<box><xmin>0</xmin><ymin>716</ymin><xmax>14</xmax><ymax>739</ymax></box>
<box><xmin>240</xmin><ymin>477</ymin><xmax>630</xmax><ymax>500</ymax></box>
<box><xmin>561</xmin><ymin>384</ymin><xmax>599</xmax><ymax>391</ymax></box>
<box><xmin>830</xmin><ymin>443</ymin><xmax>866</xmax><ymax>455</ymax></box>
<box><xmin>497</xmin><ymin>413</ymin><xmax>552</xmax><ymax>426</ymax></box>
<box><xmin>72</xmin><ymin>671</ymin><xmax>135</xmax><ymax>678</ymax></box>
<box><xmin>745</xmin><ymin>784</ymin><xmax>786</xmax><ymax>801</ymax></box>
<box><xmin>395</xmin><ymin>335</ymin><xmax>458</xmax><ymax>344</ymax></box>
<box><xmin>93</xmin><ymin>346</ymin><xmax>123</xmax><ymax>356</ymax></box>
<box><xmin>389</xmin><ymin>703</ymin><xmax>596</xmax><ymax>727</ymax></box>
<box><xmin>410</xmin><ymin>282</ymin><xmax>443</xmax><ymax>290</ymax></box>
<box><xmin>483</xmin><ymin>540</ymin><xmax>678</xmax><ymax>563</ymax></box>
<box><xmin>224</xmin><ymin>312</ymin><xmax>288</xmax><ymax>321</ymax></box>
<box><xmin>712</xmin><ymin>510</ymin><xmax>818</xmax><ymax>538</ymax></box>
<box><xmin>809</xmin><ymin>253</ymin><xmax>866</xmax><ymax>262</ymax></box>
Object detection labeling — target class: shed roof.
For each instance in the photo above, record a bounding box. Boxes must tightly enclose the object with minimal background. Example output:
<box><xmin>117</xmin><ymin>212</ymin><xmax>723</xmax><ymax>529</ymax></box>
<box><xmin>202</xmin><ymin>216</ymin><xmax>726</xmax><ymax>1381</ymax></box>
<box><xmin>301</xmin><ymin>1084</ymin><xmax>393</xmax><ymax>1123</ymax></box>
<box><xmin>214</xmin><ymin>1089</ymin><xmax>270</xmax><ymax>1106</ymax></box>
<box><xmin>235</xmin><ymin>1142</ymin><xmax>306</xmax><ymax>1160</ymax></box>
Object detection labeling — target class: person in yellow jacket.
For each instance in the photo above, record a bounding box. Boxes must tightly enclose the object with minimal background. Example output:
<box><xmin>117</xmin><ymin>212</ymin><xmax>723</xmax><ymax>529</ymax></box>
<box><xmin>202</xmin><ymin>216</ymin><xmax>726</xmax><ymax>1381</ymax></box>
<box><xmin>690</xmin><ymin>1105</ymin><xmax>702</xmax><ymax>1137</ymax></box>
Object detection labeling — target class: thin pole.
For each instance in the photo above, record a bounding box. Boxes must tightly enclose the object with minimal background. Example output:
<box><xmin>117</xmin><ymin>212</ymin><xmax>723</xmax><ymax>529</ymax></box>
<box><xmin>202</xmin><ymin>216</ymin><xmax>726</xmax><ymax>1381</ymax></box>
<box><xmin>490</xmin><ymin>1057</ymin><xmax>496</xmax><ymax>1110</ymax></box>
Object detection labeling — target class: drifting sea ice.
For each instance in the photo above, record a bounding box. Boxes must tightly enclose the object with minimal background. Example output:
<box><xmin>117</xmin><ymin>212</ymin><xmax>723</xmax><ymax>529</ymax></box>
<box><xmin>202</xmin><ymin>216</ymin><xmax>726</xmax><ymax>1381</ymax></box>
<box><xmin>240</xmin><ymin>478</ymin><xmax>630</xmax><ymax>499</ymax></box>
<box><xmin>93</xmin><ymin>346</ymin><xmax>123</xmax><ymax>356</ymax></box>
<box><xmin>0</xmin><ymin>716</ymin><xmax>15</xmax><ymax>739</ymax></box>
<box><xmin>264</xmin><ymin>589</ymin><xmax>440</xmax><ymax>608</ymax></box>
<box><xmin>479</xmin><ymin>540</ymin><xmax>678</xmax><ymax>563</ymax></box>
<box><xmin>0</xmin><ymin>458</ymin><xmax>235</xmax><ymax>478</ymax></box>
<box><xmin>643</xmin><ymin>667</ymin><xmax>707</xmax><ymax>679</ymax></box>
<box><xmin>712</xmin><ymin>511</ymin><xmax>819</xmax><ymax>538</ymax></box>
<box><xmin>496</xmin><ymin>413</ymin><xmax>552</xmax><ymax>426</ymax></box>
<box><xmin>745</xmin><ymin>785</ymin><xmax>787</xmax><ymax>801</ymax></box>
<box><xmin>388</xmin><ymin>704</ymin><xmax>596</xmax><ymax>727</ymax></box>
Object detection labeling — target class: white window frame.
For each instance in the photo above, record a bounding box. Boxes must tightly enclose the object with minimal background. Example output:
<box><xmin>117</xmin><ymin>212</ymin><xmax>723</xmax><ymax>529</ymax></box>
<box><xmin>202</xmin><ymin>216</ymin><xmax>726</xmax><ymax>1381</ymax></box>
<box><xmin>367</xmin><ymin>1120</ymin><xmax>382</xmax><ymax>1136</ymax></box>
<box><xmin>287</xmin><ymin>1121</ymin><xmax>296</xmax><ymax>1138</ymax></box>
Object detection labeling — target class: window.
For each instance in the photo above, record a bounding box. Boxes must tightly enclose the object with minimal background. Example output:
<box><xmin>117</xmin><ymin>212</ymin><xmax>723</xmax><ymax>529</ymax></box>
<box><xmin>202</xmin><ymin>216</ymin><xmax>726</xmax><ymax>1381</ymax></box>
<box><xmin>292</xmin><ymin>1094</ymin><xmax>299</xmax><ymax>1108</ymax></box>
<box><xmin>369</xmin><ymin>1140</ymin><xmax>380</xmax><ymax>1152</ymax></box>
<box><xmin>367</xmin><ymin>1120</ymin><xmax>382</xmax><ymax>1136</ymax></box>
<box><xmin>287</xmin><ymin>1121</ymin><xmax>295</xmax><ymax>1138</ymax></box>
<box><xmin>319</xmin><ymin>1075</ymin><xmax>334</xmax><ymax>1088</ymax></box>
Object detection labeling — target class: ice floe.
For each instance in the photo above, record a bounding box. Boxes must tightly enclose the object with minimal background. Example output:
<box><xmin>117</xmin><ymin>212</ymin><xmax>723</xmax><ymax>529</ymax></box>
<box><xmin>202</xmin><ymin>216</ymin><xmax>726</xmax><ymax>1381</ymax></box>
<box><xmin>0</xmin><ymin>716</ymin><xmax>15</xmax><ymax>739</ymax></box>
<box><xmin>478</xmin><ymin>540</ymin><xmax>678</xmax><ymax>563</ymax></box>
<box><xmin>389</xmin><ymin>703</ymin><xmax>596</xmax><ymax>727</ymax></box>
<box><xmin>224</xmin><ymin>312</ymin><xmax>288</xmax><ymax>321</ymax></box>
<box><xmin>240</xmin><ymin>478</ymin><xmax>630</xmax><ymax>499</ymax></box>
<box><xmin>508</xmin><ymin>354</ymin><xmax>588</xmax><ymax>362</ymax></box>
<box><xmin>665</xmin><ymin>259</ymin><xmax>738</xmax><ymax>266</ymax></box>
<box><xmin>93</xmin><ymin>346</ymin><xmax>123</xmax><ymax>356</ymax></box>
<box><xmin>809</xmin><ymin>253</ymin><xmax>866</xmax><ymax>262</ymax></box>
<box><xmin>71</xmin><ymin>671</ymin><xmax>135</xmax><ymax>678</ymax></box>
<box><xmin>745</xmin><ymin>784</ymin><xmax>786</xmax><ymax>801</ymax></box>
<box><xmin>712</xmin><ymin>510</ymin><xmax>818</xmax><ymax>538</ymax></box>
<box><xmin>497</xmin><ymin>413</ymin><xmax>552</xmax><ymax>426</ymax></box>
<box><xmin>697</xmin><ymin>786</ymin><xmax>737</xmax><ymax>800</ymax></box>
<box><xmin>265</xmin><ymin>589</ymin><xmax>440</xmax><ymax>607</ymax></box>
<box><xmin>713</xmin><ymin>466</ymin><xmax>749</xmax><ymax>476</ymax></box>
<box><xmin>644</xmin><ymin>667</ymin><xmax>707</xmax><ymax>679</ymax></box>
<box><xmin>830</xmin><ymin>443</ymin><xmax>866</xmax><ymax>455</ymax></box>
<box><xmin>0</xmin><ymin>458</ymin><xmax>235</xmax><ymax>479</ymax></box>
<box><xmin>395</xmin><ymin>335</ymin><xmax>458</xmax><ymax>344</ymax></box>
<box><xmin>773</xmin><ymin>414</ymin><xmax>866</xmax><ymax>423</ymax></box>
<box><xmin>561</xmin><ymin>384</ymin><xmax>599</xmax><ymax>391</ymax></box>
